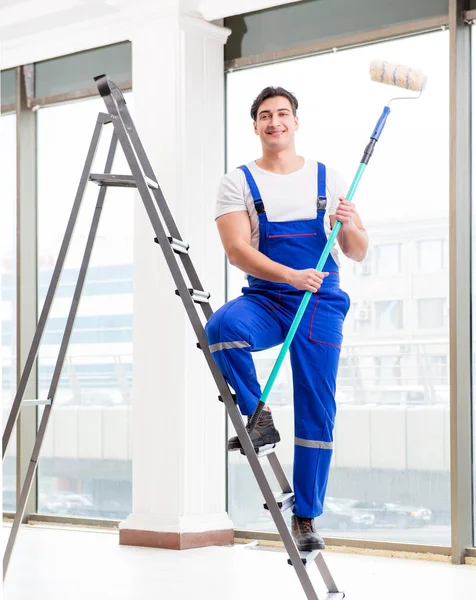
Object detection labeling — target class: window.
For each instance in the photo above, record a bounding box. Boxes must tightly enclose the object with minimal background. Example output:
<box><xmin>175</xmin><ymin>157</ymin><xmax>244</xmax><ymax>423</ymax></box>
<box><xmin>375</xmin><ymin>244</ymin><xmax>401</xmax><ymax>275</ymax></box>
<box><xmin>375</xmin><ymin>300</ymin><xmax>404</xmax><ymax>331</ymax></box>
<box><xmin>418</xmin><ymin>239</ymin><xmax>445</xmax><ymax>273</ymax></box>
<box><xmin>37</xmin><ymin>94</ymin><xmax>134</xmax><ymax>520</ymax></box>
<box><xmin>374</xmin><ymin>356</ymin><xmax>401</xmax><ymax>386</ymax></box>
<box><xmin>35</xmin><ymin>42</ymin><xmax>131</xmax><ymax>101</ymax></box>
<box><xmin>226</xmin><ymin>30</ymin><xmax>450</xmax><ymax>545</ymax></box>
<box><xmin>0</xmin><ymin>110</ymin><xmax>17</xmax><ymax>511</ymax></box>
<box><xmin>417</xmin><ymin>298</ymin><xmax>446</xmax><ymax>329</ymax></box>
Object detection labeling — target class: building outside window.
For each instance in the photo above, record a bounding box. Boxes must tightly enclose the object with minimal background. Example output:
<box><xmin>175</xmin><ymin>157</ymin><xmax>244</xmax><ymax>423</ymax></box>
<box><xmin>418</xmin><ymin>239</ymin><xmax>445</xmax><ymax>273</ymax></box>
<box><xmin>375</xmin><ymin>243</ymin><xmax>402</xmax><ymax>275</ymax></box>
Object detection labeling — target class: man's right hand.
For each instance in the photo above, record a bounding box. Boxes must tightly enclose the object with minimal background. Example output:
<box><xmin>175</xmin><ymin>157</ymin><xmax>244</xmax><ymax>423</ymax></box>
<box><xmin>287</xmin><ymin>269</ymin><xmax>329</xmax><ymax>293</ymax></box>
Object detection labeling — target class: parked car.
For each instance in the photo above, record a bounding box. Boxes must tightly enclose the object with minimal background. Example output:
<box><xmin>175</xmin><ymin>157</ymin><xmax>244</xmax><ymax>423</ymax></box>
<box><xmin>345</xmin><ymin>499</ymin><xmax>432</xmax><ymax>528</ymax></box>
<box><xmin>40</xmin><ymin>492</ymin><xmax>94</xmax><ymax>516</ymax></box>
<box><xmin>316</xmin><ymin>497</ymin><xmax>375</xmax><ymax>531</ymax></box>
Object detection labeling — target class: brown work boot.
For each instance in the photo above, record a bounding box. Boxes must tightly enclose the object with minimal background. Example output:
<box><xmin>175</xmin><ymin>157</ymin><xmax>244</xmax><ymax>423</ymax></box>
<box><xmin>291</xmin><ymin>515</ymin><xmax>326</xmax><ymax>551</ymax></box>
<box><xmin>227</xmin><ymin>408</ymin><xmax>280</xmax><ymax>451</ymax></box>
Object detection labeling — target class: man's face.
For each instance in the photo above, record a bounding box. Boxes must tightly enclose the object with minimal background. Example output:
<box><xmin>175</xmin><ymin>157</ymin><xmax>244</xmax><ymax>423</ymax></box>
<box><xmin>253</xmin><ymin>96</ymin><xmax>298</xmax><ymax>151</ymax></box>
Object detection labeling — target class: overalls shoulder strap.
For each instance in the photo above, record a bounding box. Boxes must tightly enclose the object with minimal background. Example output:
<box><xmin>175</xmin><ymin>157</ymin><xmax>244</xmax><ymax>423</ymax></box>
<box><xmin>238</xmin><ymin>165</ymin><xmax>265</xmax><ymax>214</ymax></box>
<box><xmin>317</xmin><ymin>162</ymin><xmax>327</xmax><ymax>211</ymax></box>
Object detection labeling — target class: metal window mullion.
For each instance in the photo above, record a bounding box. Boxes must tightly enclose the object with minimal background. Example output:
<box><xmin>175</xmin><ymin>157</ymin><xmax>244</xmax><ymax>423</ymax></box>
<box><xmin>449</xmin><ymin>0</ymin><xmax>474</xmax><ymax>563</ymax></box>
<box><xmin>15</xmin><ymin>65</ymin><xmax>38</xmax><ymax>518</ymax></box>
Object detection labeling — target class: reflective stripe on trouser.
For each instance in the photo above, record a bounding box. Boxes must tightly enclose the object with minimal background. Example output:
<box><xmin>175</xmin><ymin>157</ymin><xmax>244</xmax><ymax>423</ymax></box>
<box><xmin>205</xmin><ymin>284</ymin><xmax>348</xmax><ymax>518</ymax></box>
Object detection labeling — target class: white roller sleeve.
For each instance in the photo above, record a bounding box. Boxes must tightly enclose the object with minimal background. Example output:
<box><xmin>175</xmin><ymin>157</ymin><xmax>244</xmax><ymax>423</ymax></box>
<box><xmin>370</xmin><ymin>59</ymin><xmax>427</xmax><ymax>92</ymax></box>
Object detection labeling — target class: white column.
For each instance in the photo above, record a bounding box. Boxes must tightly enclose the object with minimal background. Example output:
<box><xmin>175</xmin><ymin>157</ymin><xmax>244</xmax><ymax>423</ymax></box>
<box><xmin>120</xmin><ymin>9</ymin><xmax>233</xmax><ymax>549</ymax></box>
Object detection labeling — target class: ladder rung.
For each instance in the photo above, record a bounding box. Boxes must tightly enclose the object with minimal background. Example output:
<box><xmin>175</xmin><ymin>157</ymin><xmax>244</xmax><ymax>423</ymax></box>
<box><xmin>154</xmin><ymin>236</ymin><xmax>189</xmax><ymax>255</ymax></box>
<box><xmin>23</xmin><ymin>399</ymin><xmax>52</xmax><ymax>407</ymax></box>
<box><xmin>287</xmin><ymin>548</ymin><xmax>322</xmax><ymax>569</ymax></box>
<box><xmin>175</xmin><ymin>288</ymin><xmax>210</xmax><ymax>304</ymax></box>
<box><xmin>89</xmin><ymin>173</ymin><xmax>158</xmax><ymax>189</ymax></box>
<box><xmin>264</xmin><ymin>492</ymin><xmax>294</xmax><ymax>512</ymax></box>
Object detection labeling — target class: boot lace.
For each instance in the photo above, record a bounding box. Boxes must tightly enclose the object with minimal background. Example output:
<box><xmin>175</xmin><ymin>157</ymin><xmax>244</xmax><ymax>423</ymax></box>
<box><xmin>297</xmin><ymin>517</ymin><xmax>315</xmax><ymax>535</ymax></box>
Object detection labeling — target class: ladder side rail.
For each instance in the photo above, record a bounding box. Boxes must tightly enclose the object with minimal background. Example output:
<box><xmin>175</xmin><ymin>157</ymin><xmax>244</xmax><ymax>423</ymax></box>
<box><xmin>116</xmin><ymin>107</ymin><xmax>211</xmax><ymax>304</ymax></box>
<box><xmin>2</xmin><ymin>115</ymin><xmax>109</xmax><ymax>457</ymax></box>
<box><xmin>3</xmin><ymin>405</ymin><xmax>52</xmax><ymax>578</ymax></box>
<box><xmin>222</xmin><ymin>400</ymin><xmax>320</xmax><ymax>600</ymax></box>
<box><xmin>95</xmin><ymin>76</ymin><xmax>157</xmax><ymax>188</ymax></box>
<box><xmin>266</xmin><ymin>450</ymin><xmax>293</xmax><ymax>494</ymax></box>
<box><xmin>45</xmin><ymin>134</ymin><xmax>118</xmax><ymax>404</ymax></box>
<box><xmin>314</xmin><ymin>552</ymin><xmax>339</xmax><ymax>595</ymax></box>
<box><xmin>3</xmin><ymin>130</ymin><xmax>118</xmax><ymax>578</ymax></box>
<box><xmin>104</xmin><ymin>106</ymin><xmax>219</xmax><ymax>367</ymax></box>
<box><xmin>95</xmin><ymin>76</ymin><xmax>210</xmax><ymax>314</ymax></box>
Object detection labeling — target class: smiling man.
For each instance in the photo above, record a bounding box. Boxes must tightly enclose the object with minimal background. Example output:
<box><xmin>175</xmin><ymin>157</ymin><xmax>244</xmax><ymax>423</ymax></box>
<box><xmin>205</xmin><ymin>86</ymin><xmax>368</xmax><ymax>551</ymax></box>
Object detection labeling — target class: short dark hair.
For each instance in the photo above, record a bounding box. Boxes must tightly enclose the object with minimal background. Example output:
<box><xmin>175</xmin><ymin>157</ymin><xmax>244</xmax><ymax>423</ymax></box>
<box><xmin>250</xmin><ymin>86</ymin><xmax>298</xmax><ymax>121</ymax></box>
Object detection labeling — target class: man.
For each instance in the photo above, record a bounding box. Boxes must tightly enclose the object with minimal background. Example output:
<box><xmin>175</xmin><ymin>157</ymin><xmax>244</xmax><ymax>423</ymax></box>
<box><xmin>205</xmin><ymin>86</ymin><xmax>368</xmax><ymax>551</ymax></box>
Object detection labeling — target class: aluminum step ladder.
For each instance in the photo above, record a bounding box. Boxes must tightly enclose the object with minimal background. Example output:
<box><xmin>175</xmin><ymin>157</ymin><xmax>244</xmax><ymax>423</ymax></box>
<box><xmin>2</xmin><ymin>74</ymin><xmax>344</xmax><ymax>599</ymax></box>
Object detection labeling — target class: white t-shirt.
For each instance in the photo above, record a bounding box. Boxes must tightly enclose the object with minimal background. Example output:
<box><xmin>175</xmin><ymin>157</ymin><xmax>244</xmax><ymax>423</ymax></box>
<box><xmin>215</xmin><ymin>159</ymin><xmax>348</xmax><ymax>265</ymax></box>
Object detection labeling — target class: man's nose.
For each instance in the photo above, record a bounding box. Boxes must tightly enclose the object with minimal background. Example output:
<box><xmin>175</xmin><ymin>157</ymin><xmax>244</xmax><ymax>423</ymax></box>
<box><xmin>270</xmin><ymin>113</ymin><xmax>280</xmax><ymax>127</ymax></box>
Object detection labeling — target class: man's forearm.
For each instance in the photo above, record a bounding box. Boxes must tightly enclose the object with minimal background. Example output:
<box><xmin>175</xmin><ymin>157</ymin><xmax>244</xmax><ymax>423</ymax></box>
<box><xmin>337</xmin><ymin>222</ymin><xmax>368</xmax><ymax>262</ymax></box>
<box><xmin>227</xmin><ymin>242</ymin><xmax>292</xmax><ymax>283</ymax></box>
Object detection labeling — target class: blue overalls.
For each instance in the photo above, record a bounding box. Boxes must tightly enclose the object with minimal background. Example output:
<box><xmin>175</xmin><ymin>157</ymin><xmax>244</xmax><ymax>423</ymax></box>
<box><xmin>205</xmin><ymin>162</ymin><xmax>350</xmax><ymax>518</ymax></box>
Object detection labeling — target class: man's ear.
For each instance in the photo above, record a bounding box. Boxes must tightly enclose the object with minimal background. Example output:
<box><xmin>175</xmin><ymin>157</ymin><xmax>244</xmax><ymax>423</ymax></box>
<box><xmin>253</xmin><ymin>121</ymin><xmax>258</xmax><ymax>135</ymax></box>
<box><xmin>294</xmin><ymin>115</ymin><xmax>299</xmax><ymax>131</ymax></box>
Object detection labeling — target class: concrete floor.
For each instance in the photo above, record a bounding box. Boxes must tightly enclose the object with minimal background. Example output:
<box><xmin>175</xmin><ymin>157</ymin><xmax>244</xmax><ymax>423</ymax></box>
<box><xmin>3</xmin><ymin>524</ymin><xmax>476</xmax><ymax>600</ymax></box>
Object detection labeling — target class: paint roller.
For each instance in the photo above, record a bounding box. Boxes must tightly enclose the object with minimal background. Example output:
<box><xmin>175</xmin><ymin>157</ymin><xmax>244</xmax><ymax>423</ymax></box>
<box><xmin>245</xmin><ymin>59</ymin><xmax>428</xmax><ymax>437</ymax></box>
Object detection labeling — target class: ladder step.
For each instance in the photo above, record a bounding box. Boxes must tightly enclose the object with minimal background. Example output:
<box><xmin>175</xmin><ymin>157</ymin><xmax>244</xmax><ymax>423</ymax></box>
<box><xmin>89</xmin><ymin>173</ymin><xmax>158</xmax><ymax>189</ymax></box>
<box><xmin>175</xmin><ymin>288</ymin><xmax>210</xmax><ymax>304</ymax></box>
<box><xmin>154</xmin><ymin>236</ymin><xmax>189</xmax><ymax>255</ymax></box>
<box><xmin>23</xmin><ymin>399</ymin><xmax>52</xmax><ymax>407</ymax></box>
<box><xmin>287</xmin><ymin>549</ymin><xmax>322</xmax><ymax>569</ymax></box>
<box><xmin>238</xmin><ymin>443</ymin><xmax>277</xmax><ymax>457</ymax></box>
<box><xmin>264</xmin><ymin>492</ymin><xmax>294</xmax><ymax>512</ymax></box>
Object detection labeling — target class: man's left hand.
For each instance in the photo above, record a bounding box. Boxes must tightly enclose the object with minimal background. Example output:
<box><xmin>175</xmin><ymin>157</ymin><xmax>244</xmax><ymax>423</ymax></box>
<box><xmin>335</xmin><ymin>197</ymin><xmax>356</xmax><ymax>228</ymax></box>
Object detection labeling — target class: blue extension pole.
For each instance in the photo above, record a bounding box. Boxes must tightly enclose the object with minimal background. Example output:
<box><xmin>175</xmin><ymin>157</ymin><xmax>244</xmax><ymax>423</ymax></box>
<box><xmin>246</xmin><ymin>105</ymin><xmax>391</xmax><ymax>432</ymax></box>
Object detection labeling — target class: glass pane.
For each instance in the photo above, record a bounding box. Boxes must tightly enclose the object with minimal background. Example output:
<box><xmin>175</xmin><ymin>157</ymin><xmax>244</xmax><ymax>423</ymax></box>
<box><xmin>37</xmin><ymin>94</ymin><xmax>134</xmax><ymax>520</ymax></box>
<box><xmin>417</xmin><ymin>298</ymin><xmax>446</xmax><ymax>329</ymax></box>
<box><xmin>35</xmin><ymin>42</ymin><xmax>131</xmax><ymax>99</ymax></box>
<box><xmin>0</xmin><ymin>112</ymin><xmax>17</xmax><ymax>511</ymax></box>
<box><xmin>225</xmin><ymin>0</ymin><xmax>447</xmax><ymax>62</ymax></box>
<box><xmin>226</xmin><ymin>30</ymin><xmax>450</xmax><ymax>545</ymax></box>
<box><xmin>1</xmin><ymin>69</ymin><xmax>16</xmax><ymax>107</ymax></box>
